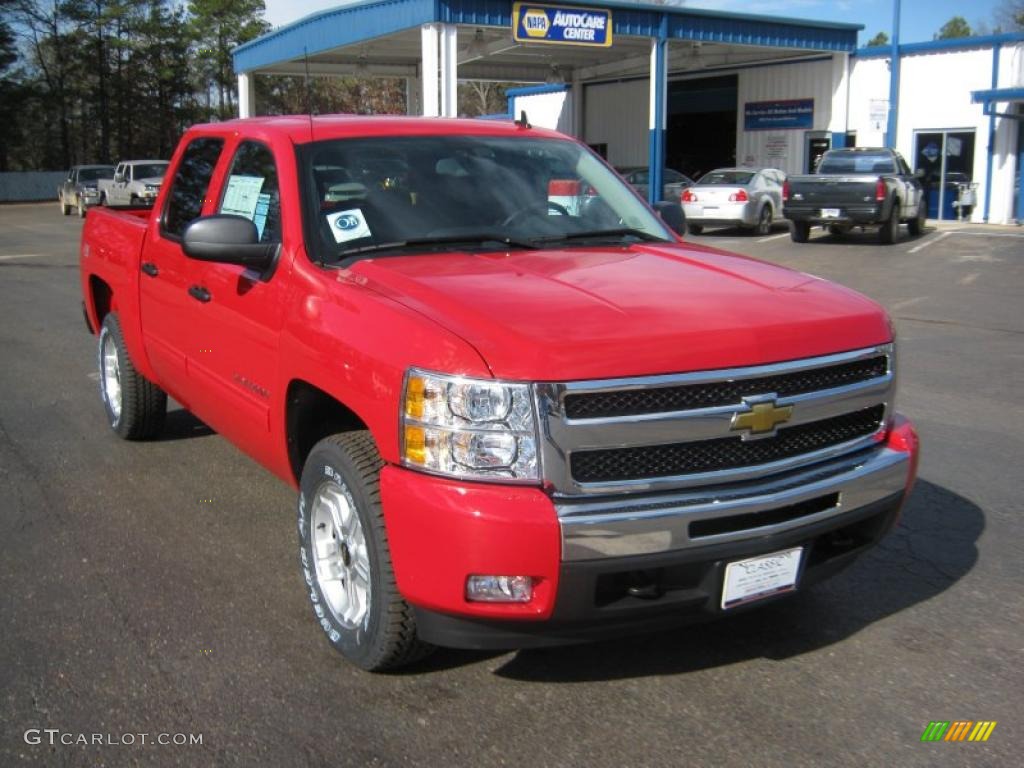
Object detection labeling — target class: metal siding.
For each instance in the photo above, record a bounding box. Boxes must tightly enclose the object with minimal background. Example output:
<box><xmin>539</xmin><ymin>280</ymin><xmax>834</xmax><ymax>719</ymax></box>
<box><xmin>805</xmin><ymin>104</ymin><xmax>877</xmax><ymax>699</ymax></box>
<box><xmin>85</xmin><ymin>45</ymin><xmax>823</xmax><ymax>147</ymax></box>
<box><xmin>233</xmin><ymin>0</ymin><xmax>437</xmax><ymax>73</ymax></box>
<box><xmin>583</xmin><ymin>80</ymin><xmax>649</xmax><ymax>167</ymax></box>
<box><xmin>735</xmin><ymin>58</ymin><xmax>836</xmax><ymax>175</ymax></box>
<box><xmin>669</xmin><ymin>16</ymin><xmax>856</xmax><ymax>52</ymax></box>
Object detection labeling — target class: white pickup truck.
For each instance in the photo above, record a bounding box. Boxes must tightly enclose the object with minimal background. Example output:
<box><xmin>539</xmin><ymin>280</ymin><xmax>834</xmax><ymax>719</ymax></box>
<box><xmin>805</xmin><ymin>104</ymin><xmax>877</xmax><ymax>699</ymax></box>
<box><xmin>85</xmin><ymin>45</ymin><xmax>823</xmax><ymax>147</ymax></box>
<box><xmin>98</xmin><ymin>160</ymin><xmax>169</xmax><ymax>207</ymax></box>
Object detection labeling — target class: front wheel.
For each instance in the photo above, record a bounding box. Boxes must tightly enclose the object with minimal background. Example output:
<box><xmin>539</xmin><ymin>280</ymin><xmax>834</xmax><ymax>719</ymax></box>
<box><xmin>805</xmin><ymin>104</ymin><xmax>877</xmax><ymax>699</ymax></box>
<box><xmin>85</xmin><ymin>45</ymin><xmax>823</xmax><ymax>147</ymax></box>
<box><xmin>77</xmin><ymin>196</ymin><xmax>86</xmax><ymax>218</ymax></box>
<box><xmin>298</xmin><ymin>432</ymin><xmax>433</xmax><ymax>671</ymax></box>
<box><xmin>60</xmin><ymin>194</ymin><xmax>70</xmax><ymax>216</ymax></box>
<box><xmin>790</xmin><ymin>221</ymin><xmax>810</xmax><ymax>243</ymax></box>
<box><xmin>98</xmin><ymin>314</ymin><xmax>167</xmax><ymax>439</ymax></box>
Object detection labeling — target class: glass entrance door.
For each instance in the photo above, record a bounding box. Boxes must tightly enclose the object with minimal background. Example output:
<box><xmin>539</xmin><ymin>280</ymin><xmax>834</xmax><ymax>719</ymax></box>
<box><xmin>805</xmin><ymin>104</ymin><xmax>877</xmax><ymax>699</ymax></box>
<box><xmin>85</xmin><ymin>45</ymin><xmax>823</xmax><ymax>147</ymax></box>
<box><xmin>914</xmin><ymin>130</ymin><xmax>976</xmax><ymax>220</ymax></box>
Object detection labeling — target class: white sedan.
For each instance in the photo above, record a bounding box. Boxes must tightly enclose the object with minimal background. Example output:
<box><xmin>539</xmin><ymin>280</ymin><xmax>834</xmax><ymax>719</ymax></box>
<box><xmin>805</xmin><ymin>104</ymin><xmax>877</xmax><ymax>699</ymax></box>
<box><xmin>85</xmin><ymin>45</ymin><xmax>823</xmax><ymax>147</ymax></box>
<box><xmin>682</xmin><ymin>168</ymin><xmax>785</xmax><ymax>235</ymax></box>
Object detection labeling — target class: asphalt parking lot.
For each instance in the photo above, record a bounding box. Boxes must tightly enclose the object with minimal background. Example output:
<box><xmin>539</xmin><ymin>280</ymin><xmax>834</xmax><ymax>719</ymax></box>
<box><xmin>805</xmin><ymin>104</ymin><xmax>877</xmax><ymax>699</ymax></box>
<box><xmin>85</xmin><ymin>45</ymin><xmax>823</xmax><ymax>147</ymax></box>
<box><xmin>1</xmin><ymin>202</ymin><xmax>1021</xmax><ymax>767</ymax></box>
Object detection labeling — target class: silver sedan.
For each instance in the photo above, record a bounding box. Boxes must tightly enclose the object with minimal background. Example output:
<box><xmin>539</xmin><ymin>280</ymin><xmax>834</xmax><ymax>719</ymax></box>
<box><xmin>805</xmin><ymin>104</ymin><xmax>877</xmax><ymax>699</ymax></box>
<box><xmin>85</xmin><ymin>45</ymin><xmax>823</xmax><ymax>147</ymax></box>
<box><xmin>682</xmin><ymin>168</ymin><xmax>785</xmax><ymax>235</ymax></box>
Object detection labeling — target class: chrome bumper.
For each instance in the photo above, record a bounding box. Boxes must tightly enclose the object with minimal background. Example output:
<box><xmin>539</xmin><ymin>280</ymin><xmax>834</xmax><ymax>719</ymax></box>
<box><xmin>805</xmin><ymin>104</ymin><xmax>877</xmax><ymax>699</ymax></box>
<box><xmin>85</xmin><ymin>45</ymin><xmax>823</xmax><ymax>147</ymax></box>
<box><xmin>557</xmin><ymin>444</ymin><xmax>910</xmax><ymax>561</ymax></box>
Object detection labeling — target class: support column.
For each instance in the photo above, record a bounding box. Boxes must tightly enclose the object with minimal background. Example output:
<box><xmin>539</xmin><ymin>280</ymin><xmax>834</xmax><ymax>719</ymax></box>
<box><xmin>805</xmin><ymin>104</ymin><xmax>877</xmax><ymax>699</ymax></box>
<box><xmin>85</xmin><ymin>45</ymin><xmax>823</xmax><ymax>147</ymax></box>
<box><xmin>828</xmin><ymin>52</ymin><xmax>850</xmax><ymax>148</ymax></box>
<box><xmin>406</xmin><ymin>76</ymin><xmax>421</xmax><ymax>116</ymax></box>
<box><xmin>983</xmin><ymin>43</ymin><xmax>1001</xmax><ymax>223</ymax></box>
<box><xmin>421</xmin><ymin>24</ymin><xmax>440</xmax><ymax>117</ymax></box>
<box><xmin>885</xmin><ymin>0</ymin><xmax>900</xmax><ymax>148</ymax></box>
<box><xmin>647</xmin><ymin>17</ymin><xmax>668</xmax><ymax>205</ymax></box>
<box><xmin>238</xmin><ymin>72</ymin><xmax>255</xmax><ymax>118</ymax></box>
<box><xmin>440</xmin><ymin>24</ymin><xmax>459</xmax><ymax>117</ymax></box>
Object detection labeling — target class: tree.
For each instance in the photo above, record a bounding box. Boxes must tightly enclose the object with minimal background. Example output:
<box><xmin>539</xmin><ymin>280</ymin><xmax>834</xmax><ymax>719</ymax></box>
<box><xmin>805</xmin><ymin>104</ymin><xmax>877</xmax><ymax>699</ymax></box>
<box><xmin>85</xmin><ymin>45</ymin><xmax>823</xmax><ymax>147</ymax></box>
<box><xmin>994</xmin><ymin>0</ymin><xmax>1024</xmax><ymax>29</ymax></box>
<box><xmin>866</xmin><ymin>31</ymin><xmax>889</xmax><ymax>47</ymax></box>
<box><xmin>934</xmin><ymin>16</ymin><xmax>972</xmax><ymax>39</ymax></box>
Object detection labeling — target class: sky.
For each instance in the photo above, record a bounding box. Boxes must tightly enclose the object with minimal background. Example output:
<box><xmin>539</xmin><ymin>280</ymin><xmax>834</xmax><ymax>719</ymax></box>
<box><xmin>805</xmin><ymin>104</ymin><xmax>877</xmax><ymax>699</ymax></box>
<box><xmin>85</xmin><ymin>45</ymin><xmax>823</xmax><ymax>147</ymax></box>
<box><xmin>261</xmin><ymin>0</ymin><xmax>1007</xmax><ymax>45</ymax></box>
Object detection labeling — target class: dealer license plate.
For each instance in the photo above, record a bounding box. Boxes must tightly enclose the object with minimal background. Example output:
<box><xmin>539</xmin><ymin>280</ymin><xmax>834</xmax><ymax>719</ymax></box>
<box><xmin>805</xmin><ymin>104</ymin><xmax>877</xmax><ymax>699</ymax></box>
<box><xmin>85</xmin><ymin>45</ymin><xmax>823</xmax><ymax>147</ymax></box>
<box><xmin>721</xmin><ymin>547</ymin><xmax>803</xmax><ymax>610</ymax></box>
<box><xmin>821</xmin><ymin>208</ymin><xmax>841</xmax><ymax>218</ymax></box>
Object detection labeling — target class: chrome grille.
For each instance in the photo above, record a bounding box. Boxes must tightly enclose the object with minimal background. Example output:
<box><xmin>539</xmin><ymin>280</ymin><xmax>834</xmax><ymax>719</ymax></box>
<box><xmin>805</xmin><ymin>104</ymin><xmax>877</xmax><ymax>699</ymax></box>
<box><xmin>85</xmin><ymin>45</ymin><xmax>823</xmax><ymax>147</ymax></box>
<box><xmin>535</xmin><ymin>345</ymin><xmax>894</xmax><ymax>497</ymax></box>
<box><xmin>564</xmin><ymin>356</ymin><xmax>888</xmax><ymax>419</ymax></box>
<box><xmin>570</xmin><ymin>405</ymin><xmax>885</xmax><ymax>483</ymax></box>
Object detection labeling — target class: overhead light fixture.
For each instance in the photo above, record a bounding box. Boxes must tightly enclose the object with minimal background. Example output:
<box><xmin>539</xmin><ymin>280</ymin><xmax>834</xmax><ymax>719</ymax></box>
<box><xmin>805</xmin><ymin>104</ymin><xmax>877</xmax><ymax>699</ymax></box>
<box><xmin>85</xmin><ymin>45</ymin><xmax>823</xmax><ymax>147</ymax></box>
<box><xmin>466</xmin><ymin>28</ymin><xmax>488</xmax><ymax>59</ymax></box>
<box><xmin>545</xmin><ymin>64</ymin><xmax>564</xmax><ymax>84</ymax></box>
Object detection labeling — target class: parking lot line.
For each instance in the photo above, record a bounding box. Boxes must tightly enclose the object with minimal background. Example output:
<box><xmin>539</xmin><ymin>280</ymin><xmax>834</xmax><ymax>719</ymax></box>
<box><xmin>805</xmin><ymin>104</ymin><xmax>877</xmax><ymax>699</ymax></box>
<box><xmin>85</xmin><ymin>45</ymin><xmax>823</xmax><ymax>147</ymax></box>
<box><xmin>0</xmin><ymin>253</ymin><xmax>41</xmax><ymax>261</ymax></box>
<box><xmin>757</xmin><ymin>233</ymin><xmax>790</xmax><ymax>243</ymax></box>
<box><xmin>948</xmin><ymin>231</ymin><xmax>1024</xmax><ymax>239</ymax></box>
<box><xmin>907</xmin><ymin>231</ymin><xmax>951</xmax><ymax>254</ymax></box>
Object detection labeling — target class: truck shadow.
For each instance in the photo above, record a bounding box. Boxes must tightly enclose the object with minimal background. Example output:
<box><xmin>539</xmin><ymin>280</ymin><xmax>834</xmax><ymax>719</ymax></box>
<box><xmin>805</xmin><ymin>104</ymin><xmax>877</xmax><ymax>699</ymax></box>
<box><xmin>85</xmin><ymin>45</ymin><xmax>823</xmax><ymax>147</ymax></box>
<box><xmin>416</xmin><ymin>479</ymin><xmax>981</xmax><ymax>680</ymax></box>
<box><xmin>157</xmin><ymin>407</ymin><xmax>215</xmax><ymax>441</ymax></box>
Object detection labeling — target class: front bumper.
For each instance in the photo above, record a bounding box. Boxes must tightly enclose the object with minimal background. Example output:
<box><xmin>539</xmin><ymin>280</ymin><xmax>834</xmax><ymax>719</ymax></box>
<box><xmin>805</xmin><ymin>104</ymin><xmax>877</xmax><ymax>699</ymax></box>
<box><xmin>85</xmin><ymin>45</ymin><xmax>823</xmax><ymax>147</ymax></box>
<box><xmin>380</xmin><ymin>417</ymin><xmax>918</xmax><ymax>649</ymax></box>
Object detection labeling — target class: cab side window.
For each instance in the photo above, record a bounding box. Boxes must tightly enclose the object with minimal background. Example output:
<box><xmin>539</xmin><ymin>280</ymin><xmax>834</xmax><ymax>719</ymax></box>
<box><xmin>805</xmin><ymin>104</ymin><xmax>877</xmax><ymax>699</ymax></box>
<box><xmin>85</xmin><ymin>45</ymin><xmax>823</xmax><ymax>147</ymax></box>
<box><xmin>218</xmin><ymin>141</ymin><xmax>281</xmax><ymax>244</ymax></box>
<box><xmin>162</xmin><ymin>137</ymin><xmax>225</xmax><ymax>239</ymax></box>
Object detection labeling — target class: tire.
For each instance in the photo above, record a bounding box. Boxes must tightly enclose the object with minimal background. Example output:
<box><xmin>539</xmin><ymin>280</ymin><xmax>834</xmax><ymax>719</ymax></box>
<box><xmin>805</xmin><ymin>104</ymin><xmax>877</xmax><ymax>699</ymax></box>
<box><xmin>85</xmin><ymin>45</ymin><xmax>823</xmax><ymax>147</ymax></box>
<box><xmin>77</xmin><ymin>196</ymin><xmax>86</xmax><ymax>218</ymax></box>
<box><xmin>755</xmin><ymin>205</ymin><xmax>773</xmax><ymax>236</ymax></box>
<box><xmin>907</xmin><ymin>199</ymin><xmax>926</xmax><ymax>236</ymax></box>
<box><xmin>878</xmin><ymin>202</ymin><xmax>900</xmax><ymax>245</ymax></box>
<box><xmin>298</xmin><ymin>432</ymin><xmax>433</xmax><ymax>671</ymax></box>
<box><xmin>790</xmin><ymin>221</ymin><xmax>810</xmax><ymax>243</ymax></box>
<box><xmin>99</xmin><ymin>192</ymin><xmax>107</xmax><ymax>206</ymax></box>
<box><xmin>60</xmin><ymin>194</ymin><xmax>70</xmax><ymax>216</ymax></box>
<box><xmin>98</xmin><ymin>314</ymin><xmax>167</xmax><ymax>440</ymax></box>
<box><xmin>687</xmin><ymin>223</ymin><xmax>703</xmax><ymax>235</ymax></box>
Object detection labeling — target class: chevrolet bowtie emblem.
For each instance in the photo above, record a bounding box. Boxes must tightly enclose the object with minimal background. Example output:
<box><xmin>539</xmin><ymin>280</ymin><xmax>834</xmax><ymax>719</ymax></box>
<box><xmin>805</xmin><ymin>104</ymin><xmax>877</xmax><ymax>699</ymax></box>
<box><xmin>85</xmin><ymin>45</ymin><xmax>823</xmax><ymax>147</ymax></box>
<box><xmin>730</xmin><ymin>399</ymin><xmax>793</xmax><ymax>437</ymax></box>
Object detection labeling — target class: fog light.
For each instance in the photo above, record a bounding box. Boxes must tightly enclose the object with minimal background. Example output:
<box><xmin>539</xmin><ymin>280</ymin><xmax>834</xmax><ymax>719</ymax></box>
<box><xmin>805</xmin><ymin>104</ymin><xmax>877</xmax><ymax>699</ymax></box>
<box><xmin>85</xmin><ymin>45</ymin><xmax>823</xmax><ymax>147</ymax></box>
<box><xmin>466</xmin><ymin>575</ymin><xmax>533</xmax><ymax>603</ymax></box>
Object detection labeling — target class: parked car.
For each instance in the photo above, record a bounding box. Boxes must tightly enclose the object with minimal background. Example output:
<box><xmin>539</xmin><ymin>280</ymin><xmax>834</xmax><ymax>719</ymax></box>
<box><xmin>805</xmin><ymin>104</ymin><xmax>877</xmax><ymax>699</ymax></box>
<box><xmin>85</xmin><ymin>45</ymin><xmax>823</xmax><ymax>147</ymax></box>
<box><xmin>682</xmin><ymin>168</ymin><xmax>785</xmax><ymax>235</ymax></box>
<box><xmin>79</xmin><ymin>116</ymin><xmax>917</xmax><ymax>671</ymax></box>
<box><xmin>617</xmin><ymin>166</ymin><xmax>694</xmax><ymax>202</ymax></box>
<box><xmin>783</xmin><ymin>148</ymin><xmax>926</xmax><ymax>244</ymax></box>
<box><xmin>59</xmin><ymin>165</ymin><xmax>115</xmax><ymax>218</ymax></box>
<box><xmin>98</xmin><ymin>160</ymin><xmax>170</xmax><ymax>207</ymax></box>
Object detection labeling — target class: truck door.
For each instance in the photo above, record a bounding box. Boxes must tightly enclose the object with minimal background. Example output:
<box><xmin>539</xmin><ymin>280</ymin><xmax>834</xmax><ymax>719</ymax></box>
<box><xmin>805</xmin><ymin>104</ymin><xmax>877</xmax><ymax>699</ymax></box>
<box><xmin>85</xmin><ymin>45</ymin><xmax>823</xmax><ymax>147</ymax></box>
<box><xmin>138</xmin><ymin>136</ymin><xmax>226</xmax><ymax>406</ymax></box>
<box><xmin>182</xmin><ymin>139</ymin><xmax>288</xmax><ymax>466</ymax></box>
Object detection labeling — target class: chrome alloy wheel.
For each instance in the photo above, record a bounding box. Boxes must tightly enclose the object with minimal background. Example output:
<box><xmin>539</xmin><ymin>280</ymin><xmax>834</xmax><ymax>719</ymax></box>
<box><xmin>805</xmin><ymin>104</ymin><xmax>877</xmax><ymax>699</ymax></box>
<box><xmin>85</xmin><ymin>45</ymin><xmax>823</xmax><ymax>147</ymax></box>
<box><xmin>311</xmin><ymin>480</ymin><xmax>371</xmax><ymax>629</ymax></box>
<box><xmin>99</xmin><ymin>329</ymin><xmax>122</xmax><ymax>422</ymax></box>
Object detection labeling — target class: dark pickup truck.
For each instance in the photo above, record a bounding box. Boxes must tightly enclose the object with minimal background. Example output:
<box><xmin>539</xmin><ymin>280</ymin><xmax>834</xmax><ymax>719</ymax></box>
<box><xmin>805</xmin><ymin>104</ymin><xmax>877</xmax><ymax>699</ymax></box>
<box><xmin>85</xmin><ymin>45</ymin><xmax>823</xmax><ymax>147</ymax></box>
<box><xmin>783</xmin><ymin>148</ymin><xmax>926</xmax><ymax>244</ymax></box>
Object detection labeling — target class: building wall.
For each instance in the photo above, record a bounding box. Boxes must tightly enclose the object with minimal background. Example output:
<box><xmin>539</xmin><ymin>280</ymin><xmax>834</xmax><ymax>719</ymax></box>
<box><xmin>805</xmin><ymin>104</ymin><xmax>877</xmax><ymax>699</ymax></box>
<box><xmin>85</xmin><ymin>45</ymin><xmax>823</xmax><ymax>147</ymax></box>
<box><xmin>583</xmin><ymin>79</ymin><xmax>649</xmax><ymax>167</ymax></box>
<box><xmin>735</xmin><ymin>57</ymin><xmax>837</xmax><ymax>176</ymax></box>
<box><xmin>848</xmin><ymin>43</ymin><xmax>1023</xmax><ymax>224</ymax></box>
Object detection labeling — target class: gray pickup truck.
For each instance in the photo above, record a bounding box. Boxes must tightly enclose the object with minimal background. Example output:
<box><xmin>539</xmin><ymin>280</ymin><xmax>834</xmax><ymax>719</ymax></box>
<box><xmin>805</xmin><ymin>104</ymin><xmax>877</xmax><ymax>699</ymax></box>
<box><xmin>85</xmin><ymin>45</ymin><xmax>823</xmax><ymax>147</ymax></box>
<box><xmin>783</xmin><ymin>148</ymin><xmax>926</xmax><ymax>244</ymax></box>
<box><xmin>59</xmin><ymin>165</ymin><xmax>115</xmax><ymax>218</ymax></box>
<box><xmin>97</xmin><ymin>160</ymin><xmax>169</xmax><ymax>207</ymax></box>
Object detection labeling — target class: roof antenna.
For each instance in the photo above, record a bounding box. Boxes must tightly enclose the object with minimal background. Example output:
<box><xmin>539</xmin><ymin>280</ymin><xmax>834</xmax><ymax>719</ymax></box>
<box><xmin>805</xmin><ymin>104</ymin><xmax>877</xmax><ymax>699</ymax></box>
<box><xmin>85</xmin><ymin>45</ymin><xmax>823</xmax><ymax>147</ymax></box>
<box><xmin>303</xmin><ymin>47</ymin><xmax>315</xmax><ymax>139</ymax></box>
<box><xmin>515</xmin><ymin>110</ymin><xmax>531</xmax><ymax>129</ymax></box>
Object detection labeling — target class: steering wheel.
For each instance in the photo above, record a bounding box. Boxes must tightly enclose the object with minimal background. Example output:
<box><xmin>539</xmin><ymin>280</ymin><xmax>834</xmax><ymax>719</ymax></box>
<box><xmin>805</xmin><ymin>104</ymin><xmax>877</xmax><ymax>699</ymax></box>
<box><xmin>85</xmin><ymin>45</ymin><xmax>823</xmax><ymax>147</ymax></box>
<box><xmin>501</xmin><ymin>200</ymin><xmax>570</xmax><ymax>228</ymax></box>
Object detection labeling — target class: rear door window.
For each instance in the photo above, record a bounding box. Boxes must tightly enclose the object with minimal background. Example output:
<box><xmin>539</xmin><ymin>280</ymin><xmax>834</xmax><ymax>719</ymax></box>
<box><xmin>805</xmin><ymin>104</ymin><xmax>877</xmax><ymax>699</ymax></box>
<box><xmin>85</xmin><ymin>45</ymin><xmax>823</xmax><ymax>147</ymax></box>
<box><xmin>162</xmin><ymin>137</ymin><xmax>225</xmax><ymax>239</ymax></box>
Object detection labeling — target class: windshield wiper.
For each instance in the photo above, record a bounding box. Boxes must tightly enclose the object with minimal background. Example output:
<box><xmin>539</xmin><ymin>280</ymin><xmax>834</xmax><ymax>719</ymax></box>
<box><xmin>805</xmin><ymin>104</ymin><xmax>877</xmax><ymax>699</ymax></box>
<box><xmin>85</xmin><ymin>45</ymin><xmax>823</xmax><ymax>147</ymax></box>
<box><xmin>334</xmin><ymin>233</ymin><xmax>540</xmax><ymax>263</ymax></box>
<box><xmin>531</xmin><ymin>227</ymin><xmax>669</xmax><ymax>245</ymax></box>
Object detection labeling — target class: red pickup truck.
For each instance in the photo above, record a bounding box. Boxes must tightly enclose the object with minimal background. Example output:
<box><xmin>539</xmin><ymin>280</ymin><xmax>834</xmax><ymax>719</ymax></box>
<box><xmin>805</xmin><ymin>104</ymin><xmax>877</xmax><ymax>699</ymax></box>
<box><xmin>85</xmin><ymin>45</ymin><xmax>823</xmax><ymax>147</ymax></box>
<box><xmin>80</xmin><ymin>116</ymin><xmax>919</xmax><ymax>670</ymax></box>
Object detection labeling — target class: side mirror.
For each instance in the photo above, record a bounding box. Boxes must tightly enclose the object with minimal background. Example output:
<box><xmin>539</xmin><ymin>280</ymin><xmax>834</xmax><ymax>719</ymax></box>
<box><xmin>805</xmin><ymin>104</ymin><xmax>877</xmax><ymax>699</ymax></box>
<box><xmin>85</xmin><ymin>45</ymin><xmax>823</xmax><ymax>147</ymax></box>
<box><xmin>914</xmin><ymin>168</ymin><xmax>926</xmax><ymax>179</ymax></box>
<box><xmin>654</xmin><ymin>201</ymin><xmax>686</xmax><ymax>236</ymax></box>
<box><xmin>114</xmin><ymin>173</ymin><xmax>124</xmax><ymax>183</ymax></box>
<box><xmin>182</xmin><ymin>215</ymin><xmax>279</xmax><ymax>277</ymax></box>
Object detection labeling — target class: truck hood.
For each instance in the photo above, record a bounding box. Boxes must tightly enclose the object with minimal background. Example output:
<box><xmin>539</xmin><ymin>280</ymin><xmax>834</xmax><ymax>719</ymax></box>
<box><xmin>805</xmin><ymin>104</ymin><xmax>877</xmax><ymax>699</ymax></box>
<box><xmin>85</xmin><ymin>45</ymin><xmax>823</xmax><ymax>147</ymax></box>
<box><xmin>350</xmin><ymin>243</ymin><xmax>891</xmax><ymax>381</ymax></box>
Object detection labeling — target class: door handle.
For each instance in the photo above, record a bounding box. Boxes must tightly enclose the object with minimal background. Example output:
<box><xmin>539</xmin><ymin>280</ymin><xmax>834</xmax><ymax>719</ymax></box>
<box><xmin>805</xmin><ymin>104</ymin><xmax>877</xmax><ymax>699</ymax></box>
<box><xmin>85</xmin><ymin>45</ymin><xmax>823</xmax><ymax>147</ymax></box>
<box><xmin>188</xmin><ymin>285</ymin><xmax>211</xmax><ymax>303</ymax></box>
<box><xmin>141</xmin><ymin>262</ymin><xmax>159</xmax><ymax>277</ymax></box>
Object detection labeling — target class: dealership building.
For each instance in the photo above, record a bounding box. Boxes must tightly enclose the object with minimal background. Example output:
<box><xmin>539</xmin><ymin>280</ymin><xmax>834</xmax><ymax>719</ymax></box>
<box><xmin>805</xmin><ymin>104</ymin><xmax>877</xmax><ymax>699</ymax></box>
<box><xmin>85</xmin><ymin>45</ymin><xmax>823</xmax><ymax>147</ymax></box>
<box><xmin>233</xmin><ymin>0</ymin><xmax>1024</xmax><ymax>224</ymax></box>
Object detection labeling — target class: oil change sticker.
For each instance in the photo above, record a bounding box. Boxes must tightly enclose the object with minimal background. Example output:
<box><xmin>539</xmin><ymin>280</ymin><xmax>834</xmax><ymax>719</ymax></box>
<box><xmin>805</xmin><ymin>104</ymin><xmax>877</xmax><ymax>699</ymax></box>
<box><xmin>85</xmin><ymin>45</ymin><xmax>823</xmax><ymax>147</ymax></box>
<box><xmin>326</xmin><ymin>208</ymin><xmax>371</xmax><ymax>244</ymax></box>
<box><xmin>221</xmin><ymin>175</ymin><xmax>264</xmax><ymax>219</ymax></box>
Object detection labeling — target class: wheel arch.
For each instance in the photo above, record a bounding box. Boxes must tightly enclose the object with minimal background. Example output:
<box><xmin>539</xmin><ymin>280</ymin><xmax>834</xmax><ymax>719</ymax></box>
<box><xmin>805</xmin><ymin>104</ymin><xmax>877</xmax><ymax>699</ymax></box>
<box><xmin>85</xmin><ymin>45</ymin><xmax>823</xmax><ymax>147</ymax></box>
<box><xmin>87</xmin><ymin>274</ymin><xmax>114</xmax><ymax>332</ymax></box>
<box><xmin>285</xmin><ymin>379</ymin><xmax>371</xmax><ymax>485</ymax></box>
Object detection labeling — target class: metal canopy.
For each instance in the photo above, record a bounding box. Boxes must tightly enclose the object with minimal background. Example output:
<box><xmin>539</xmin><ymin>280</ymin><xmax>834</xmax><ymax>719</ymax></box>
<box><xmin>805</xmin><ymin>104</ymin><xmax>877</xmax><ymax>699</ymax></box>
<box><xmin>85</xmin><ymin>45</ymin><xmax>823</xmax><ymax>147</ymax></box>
<box><xmin>233</xmin><ymin>0</ymin><xmax>861</xmax><ymax>78</ymax></box>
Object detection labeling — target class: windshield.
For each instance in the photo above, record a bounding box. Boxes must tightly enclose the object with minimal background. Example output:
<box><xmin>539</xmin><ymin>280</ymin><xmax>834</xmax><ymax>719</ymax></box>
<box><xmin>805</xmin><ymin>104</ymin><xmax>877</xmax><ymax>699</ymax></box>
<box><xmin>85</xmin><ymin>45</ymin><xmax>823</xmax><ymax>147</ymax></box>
<box><xmin>299</xmin><ymin>135</ymin><xmax>673</xmax><ymax>263</ymax></box>
<box><xmin>133</xmin><ymin>163</ymin><xmax>168</xmax><ymax>181</ymax></box>
<box><xmin>79</xmin><ymin>167</ymin><xmax>114</xmax><ymax>182</ymax></box>
<box><xmin>818</xmin><ymin>152</ymin><xmax>895</xmax><ymax>175</ymax></box>
<box><xmin>697</xmin><ymin>170</ymin><xmax>754</xmax><ymax>186</ymax></box>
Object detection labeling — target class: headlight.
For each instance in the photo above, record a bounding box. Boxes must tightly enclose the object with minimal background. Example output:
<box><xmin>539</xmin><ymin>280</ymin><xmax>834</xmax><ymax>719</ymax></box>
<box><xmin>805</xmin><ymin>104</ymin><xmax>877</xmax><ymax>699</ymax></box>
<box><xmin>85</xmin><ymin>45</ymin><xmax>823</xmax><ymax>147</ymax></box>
<box><xmin>145</xmin><ymin>185</ymin><xmax>158</xmax><ymax>193</ymax></box>
<box><xmin>401</xmin><ymin>369</ymin><xmax>538</xmax><ymax>482</ymax></box>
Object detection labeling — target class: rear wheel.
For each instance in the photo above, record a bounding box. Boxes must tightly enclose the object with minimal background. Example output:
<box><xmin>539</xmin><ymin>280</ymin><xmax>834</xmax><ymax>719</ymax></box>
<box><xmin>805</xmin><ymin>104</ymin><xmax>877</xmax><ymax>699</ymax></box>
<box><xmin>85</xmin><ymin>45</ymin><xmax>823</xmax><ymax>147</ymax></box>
<box><xmin>686</xmin><ymin>223</ymin><xmax>703</xmax><ymax>235</ymax></box>
<box><xmin>878</xmin><ymin>202</ymin><xmax>900</xmax><ymax>244</ymax></box>
<box><xmin>755</xmin><ymin>205</ymin><xmax>773</xmax><ymax>235</ymax></box>
<box><xmin>98</xmin><ymin>314</ymin><xmax>167</xmax><ymax>440</ymax></box>
<box><xmin>907</xmin><ymin>199</ymin><xmax>926</xmax><ymax>236</ymax></box>
<box><xmin>790</xmin><ymin>221</ymin><xmax>810</xmax><ymax>243</ymax></box>
<box><xmin>77</xmin><ymin>196</ymin><xmax>86</xmax><ymax>218</ymax></box>
<box><xmin>298</xmin><ymin>432</ymin><xmax>433</xmax><ymax>671</ymax></box>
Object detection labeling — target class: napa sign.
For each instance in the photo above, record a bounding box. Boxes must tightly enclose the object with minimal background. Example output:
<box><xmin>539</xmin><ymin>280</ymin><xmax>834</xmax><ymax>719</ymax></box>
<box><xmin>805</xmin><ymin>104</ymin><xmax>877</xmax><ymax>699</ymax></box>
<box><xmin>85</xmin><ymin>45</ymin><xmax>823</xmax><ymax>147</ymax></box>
<box><xmin>512</xmin><ymin>3</ymin><xmax>613</xmax><ymax>47</ymax></box>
